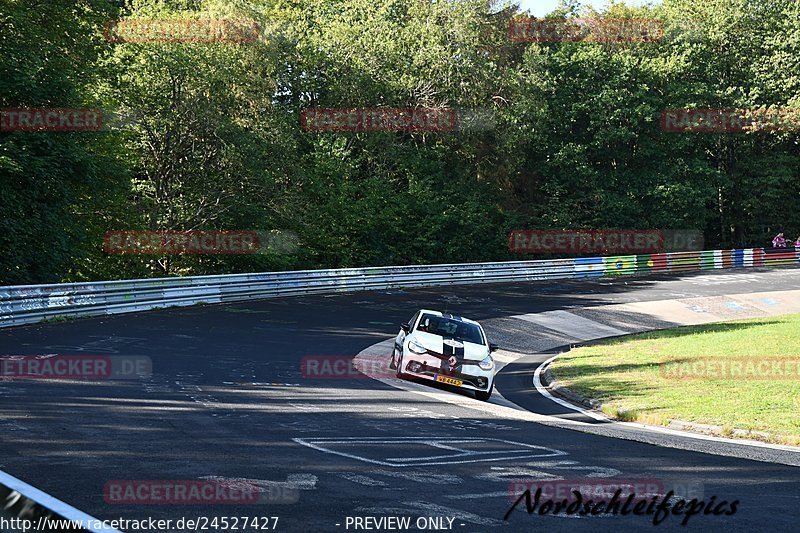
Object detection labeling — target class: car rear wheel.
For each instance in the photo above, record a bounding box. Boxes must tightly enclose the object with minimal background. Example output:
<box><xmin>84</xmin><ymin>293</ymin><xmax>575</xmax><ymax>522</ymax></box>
<box><xmin>475</xmin><ymin>383</ymin><xmax>493</xmax><ymax>402</ymax></box>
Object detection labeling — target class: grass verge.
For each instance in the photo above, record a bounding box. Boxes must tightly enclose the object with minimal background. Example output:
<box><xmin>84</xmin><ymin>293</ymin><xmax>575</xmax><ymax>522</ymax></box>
<box><xmin>549</xmin><ymin>314</ymin><xmax>800</xmax><ymax>446</ymax></box>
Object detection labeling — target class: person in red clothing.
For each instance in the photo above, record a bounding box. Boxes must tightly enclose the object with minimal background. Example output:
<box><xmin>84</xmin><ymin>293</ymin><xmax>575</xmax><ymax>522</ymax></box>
<box><xmin>772</xmin><ymin>232</ymin><xmax>787</xmax><ymax>248</ymax></box>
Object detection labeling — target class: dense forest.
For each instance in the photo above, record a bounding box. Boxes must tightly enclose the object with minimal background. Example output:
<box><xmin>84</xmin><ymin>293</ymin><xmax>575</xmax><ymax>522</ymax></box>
<box><xmin>1</xmin><ymin>0</ymin><xmax>799</xmax><ymax>284</ymax></box>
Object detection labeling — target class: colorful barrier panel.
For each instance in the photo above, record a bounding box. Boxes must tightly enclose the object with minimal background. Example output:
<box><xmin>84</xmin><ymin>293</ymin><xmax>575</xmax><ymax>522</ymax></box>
<box><xmin>670</xmin><ymin>251</ymin><xmax>701</xmax><ymax>272</ymax></box>
<box><xmin>574</xmin><ymin>257</ymin><xmax>605</xmax><ymax>277</ymax></box>
<box><xmin>603</xmin><ymin>255</ymin><xmax>638</xmax><ymax>275</ymax></box>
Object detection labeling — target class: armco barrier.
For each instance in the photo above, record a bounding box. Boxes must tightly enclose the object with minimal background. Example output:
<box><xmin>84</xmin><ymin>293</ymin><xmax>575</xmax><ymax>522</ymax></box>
<box><xmin>1</xmin><ymin>249</ymin><xmax>798</xmax><ymax>329</ymax></box>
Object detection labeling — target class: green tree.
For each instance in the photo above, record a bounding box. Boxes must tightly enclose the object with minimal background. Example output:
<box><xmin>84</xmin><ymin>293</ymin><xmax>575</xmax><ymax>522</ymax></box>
<box><xmin>0</xmin><ymin>0</ymin><xmax>126</xmax><ymax>284</ymax></box>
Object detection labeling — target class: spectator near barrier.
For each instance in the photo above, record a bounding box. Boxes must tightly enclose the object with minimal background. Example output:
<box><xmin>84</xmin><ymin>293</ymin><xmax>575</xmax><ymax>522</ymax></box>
<box><xmin>765</xmin><ymin>232</ymin><xmax>799</xmax><ymax>264</ymax></box>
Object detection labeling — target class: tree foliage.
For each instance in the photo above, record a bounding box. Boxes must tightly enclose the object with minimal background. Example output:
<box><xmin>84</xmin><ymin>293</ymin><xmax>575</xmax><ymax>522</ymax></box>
<box><xmin>1</xmin><ymin>0</ymin><xmax>798</xmax><ymax>284</ymax></box>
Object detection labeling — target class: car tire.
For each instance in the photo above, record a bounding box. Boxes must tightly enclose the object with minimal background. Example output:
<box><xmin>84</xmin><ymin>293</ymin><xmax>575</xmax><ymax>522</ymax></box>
<box><xmin>475</xmin><ymin>383</ymin><xmax>493</xmax><ymax>402</ymax></box>
<box><xmin>395</xmin><ymin>350</ymin><xmax>406</xmax><ymax>379</ymax></box>
<box><xmin>389</xmin><ymin>347</ymin><xmax>398</xmax><ymax>370</ymax></box>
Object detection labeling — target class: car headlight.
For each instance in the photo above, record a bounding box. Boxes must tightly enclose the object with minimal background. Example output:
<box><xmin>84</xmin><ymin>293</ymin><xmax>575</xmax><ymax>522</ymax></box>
<box><xmin>408</xmin><ymin>340</ymin><xmax>428</xmax><ymax>354</ymax></box>
<box><xmin>478</xmin><ymin>355</ymin><xmax>494</xmax><ymax>371</ymax></box>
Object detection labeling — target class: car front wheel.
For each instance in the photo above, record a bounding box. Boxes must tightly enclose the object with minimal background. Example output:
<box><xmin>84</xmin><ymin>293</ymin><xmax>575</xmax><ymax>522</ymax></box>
<box><xmin>475</xmin><ymin>383</ymin><xmax>493</xmax><ymax>402</ymax></box>
<box><xmin>395</xmin><ymin>349</ymin><xmax>405</xmax><ymax>379</ymax></box>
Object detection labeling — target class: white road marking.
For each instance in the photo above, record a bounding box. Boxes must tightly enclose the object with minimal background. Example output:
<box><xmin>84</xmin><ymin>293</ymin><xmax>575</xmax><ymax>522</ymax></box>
<box><xmin>292</xmin><ymin>437</ymin><xmax>566</xmax><ymax>467</ymax></box>
<box><xmin>525</xmin><ymin>464</ymin><xmax>623</xmax><ymax>478</ymax></box>
<box><xmin>353</xmin><ymin>506</ymin><xmax>423</xmax><ymax>515</ymax></box>
<box><xmin>286</xmin><ymin>473</ymin><xmax>319</xmax><ymax>488</ymax></box>
<box><xmin>338</xmin><ymin>473</ymin><xmax>388</xmax><ymax>487</ymax></box>
<box><xmin>473</xmin><ymin>467</ymin><xmax>563</xmax><ymax>484</ymax></box>
<box><xmin>446</xmin><ymin>491</ymin><xmax>510</xmax><ymax>499</ymax></box>
<box><xmin>533</xmin><ymin>355</ymin><xmax>610</xmax><ymax>422</ymax></box>
<box><xmin>201</xmin><ymin>474</ymin><xmax>317</xmax><ymax>490</ymax></box>
<box><xmin>401</xmin><ymin>501</ymin><xmax>503</xmax><ymax>527</ymax></box>
<box><xmin>386</xmin><ymin>406</ymin><xmax>453</xmax><ymax>419</ymax></box>
<box><xmin>473</xmin><ymin>462</ymin><xmax>622</xmax><ymax>486</ymax></box>
<box><xmin>681</xmin><ymin>274</ymin><xmax>761</xmax><ymax>285</ymax></box>
<box><xmin>368</xmin><ymin>469</ymin><xmax>463</xmax><ymax>485</ymax></box>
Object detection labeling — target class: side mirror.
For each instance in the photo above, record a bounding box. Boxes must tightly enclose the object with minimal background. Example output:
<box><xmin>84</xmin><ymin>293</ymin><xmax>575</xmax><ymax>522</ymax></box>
<box><xmin>401</xmin><ymin>323</ymin><xmax>410</xmax><ymax>333</ymax></box>
<box><xmin>489</xmin><ymin>343</ymin><xmax>499</xmax><ymax>352</ymax></box>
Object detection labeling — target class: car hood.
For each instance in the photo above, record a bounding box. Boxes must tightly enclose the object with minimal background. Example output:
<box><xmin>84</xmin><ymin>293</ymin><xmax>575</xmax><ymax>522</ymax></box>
<box><xmin>410</xmin><ymin>331</ymin><xmax>489</xmax><ymax>361</ymax></box>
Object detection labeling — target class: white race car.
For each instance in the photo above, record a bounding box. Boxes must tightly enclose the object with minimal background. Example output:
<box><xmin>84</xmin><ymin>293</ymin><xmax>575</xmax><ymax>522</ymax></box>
<box><xmin>390</xmin><ymin>309</ymin><xmax>498</xmax><ymax>401</ymax></box>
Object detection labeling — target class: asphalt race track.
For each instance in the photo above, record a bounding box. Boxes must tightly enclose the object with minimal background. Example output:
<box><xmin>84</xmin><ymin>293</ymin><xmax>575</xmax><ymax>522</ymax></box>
<box><xmin>2</xmin><ymin>268</ymin><xmax>800</xmax><ymax>532</ymax></box>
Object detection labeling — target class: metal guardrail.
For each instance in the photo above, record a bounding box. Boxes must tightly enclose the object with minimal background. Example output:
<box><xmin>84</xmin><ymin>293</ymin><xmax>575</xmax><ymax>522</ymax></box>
<box><xmin>1</xmin><ymin>248</ymin><xmax>798</xmax><ymax>329</ymax></box>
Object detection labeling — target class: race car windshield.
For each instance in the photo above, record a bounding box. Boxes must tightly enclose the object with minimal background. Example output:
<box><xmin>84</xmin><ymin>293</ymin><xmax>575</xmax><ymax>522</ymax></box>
<box><xmin>416</xmin><ymin>314</ymin><xmax>485</xmax><ymax>345</ymax></box>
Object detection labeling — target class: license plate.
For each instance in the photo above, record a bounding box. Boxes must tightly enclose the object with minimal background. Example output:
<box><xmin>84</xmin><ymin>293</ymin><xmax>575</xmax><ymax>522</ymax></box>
<box><xmin>436</xmin><ymin>375</ymin><xmax>463</xmax><ymax>387</ymax></box>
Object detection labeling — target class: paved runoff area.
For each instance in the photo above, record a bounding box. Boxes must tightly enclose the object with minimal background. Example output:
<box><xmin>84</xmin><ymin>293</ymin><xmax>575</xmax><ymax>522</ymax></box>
<box><xmin>1</xmin><ymin>268</ymin><xmax>800</xmax><ymax>532</ymax></box>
